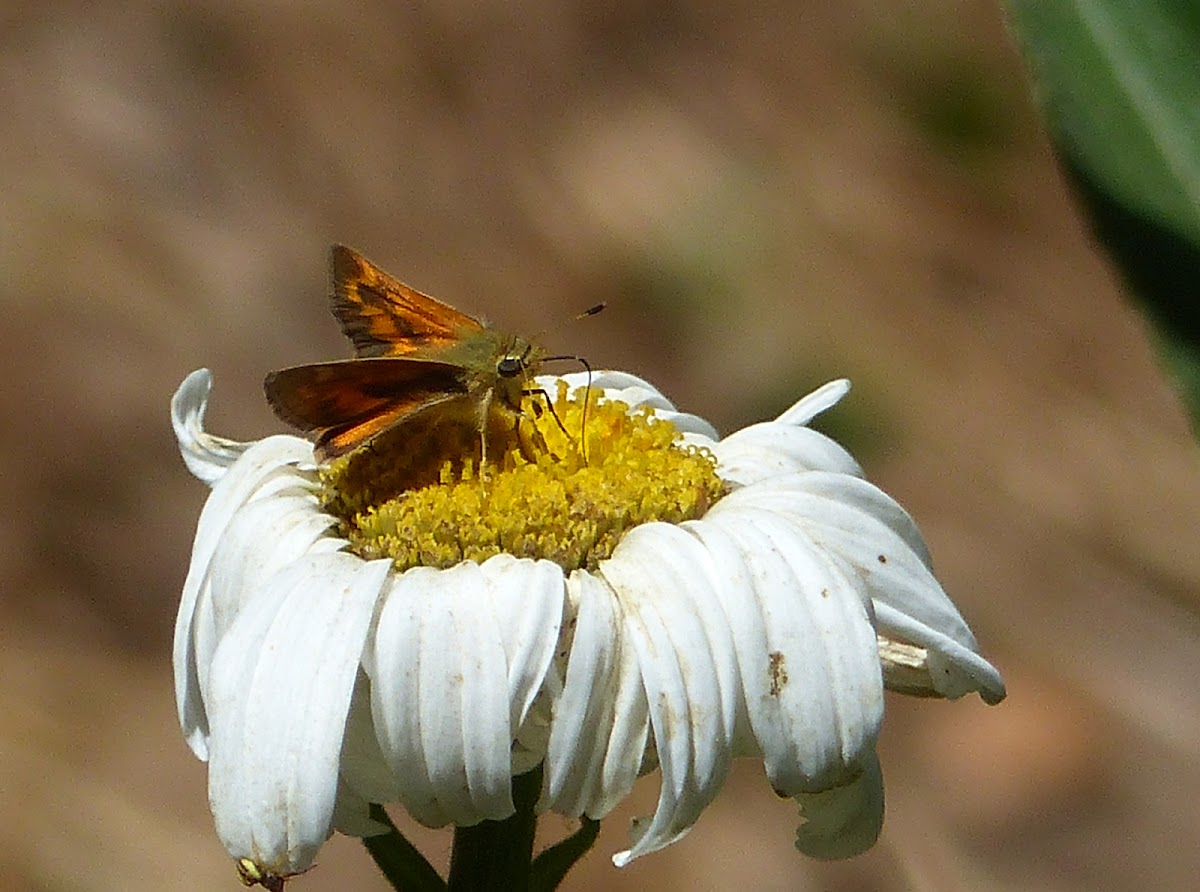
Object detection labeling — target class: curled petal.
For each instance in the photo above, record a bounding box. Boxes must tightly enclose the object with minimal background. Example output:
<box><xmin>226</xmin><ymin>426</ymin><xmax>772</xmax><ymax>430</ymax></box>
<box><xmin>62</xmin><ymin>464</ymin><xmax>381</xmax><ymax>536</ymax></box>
<box><xmin>874</xmin><ymin>603</ymin><xmax>1006</xmax><ymax>703</ymax></box>
<box><xmin>171</xmin><ymin>369</ymin><xmax>255</xmax><ymax>485</ymax></box>
<box><xmin>733</xmin><ymin>473</ymin><xmax>1004</xmax><ymax>703</ymax></box>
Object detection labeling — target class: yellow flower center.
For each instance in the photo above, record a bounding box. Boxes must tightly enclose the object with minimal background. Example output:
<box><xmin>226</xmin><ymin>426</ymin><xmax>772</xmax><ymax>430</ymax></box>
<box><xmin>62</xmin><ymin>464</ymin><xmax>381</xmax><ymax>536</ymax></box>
<box><xmin>319</xmin><ymin>381</ymin><xmax>726</xmax><ymax>572</ymax></box>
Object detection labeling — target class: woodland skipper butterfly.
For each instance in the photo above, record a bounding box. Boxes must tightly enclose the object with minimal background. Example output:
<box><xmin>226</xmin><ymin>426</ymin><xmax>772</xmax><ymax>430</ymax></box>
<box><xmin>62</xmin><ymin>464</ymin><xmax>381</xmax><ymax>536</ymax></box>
<box><xmin>264</xmin><ymin>245</ymin><xmax>547</xmax><ymax>464</ymax></box>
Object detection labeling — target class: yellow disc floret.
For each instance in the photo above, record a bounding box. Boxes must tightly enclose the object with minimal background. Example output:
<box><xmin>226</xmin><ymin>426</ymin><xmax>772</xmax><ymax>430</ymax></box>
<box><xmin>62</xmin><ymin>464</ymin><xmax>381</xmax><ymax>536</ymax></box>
<box><xmin>319</xmin><ymin>381</ymin><xmax>725</xmax><ymax>572</ymax></box>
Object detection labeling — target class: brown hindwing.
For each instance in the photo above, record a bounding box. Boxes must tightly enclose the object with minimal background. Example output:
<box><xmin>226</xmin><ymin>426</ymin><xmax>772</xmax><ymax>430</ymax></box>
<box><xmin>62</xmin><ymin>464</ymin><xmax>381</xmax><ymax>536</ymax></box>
<box><xmin>264</xmin><ymin>357</ymin><xmax>469</xmax><ymax>459</ymax></box>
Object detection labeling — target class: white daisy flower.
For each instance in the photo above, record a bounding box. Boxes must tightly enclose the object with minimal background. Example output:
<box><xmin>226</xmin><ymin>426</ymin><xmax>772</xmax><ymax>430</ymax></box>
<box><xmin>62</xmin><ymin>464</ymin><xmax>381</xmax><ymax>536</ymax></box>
<box><xmin>171</xmin><ymin>366</ymin><xmax>1004</xmax><ymax>887</ymax></box>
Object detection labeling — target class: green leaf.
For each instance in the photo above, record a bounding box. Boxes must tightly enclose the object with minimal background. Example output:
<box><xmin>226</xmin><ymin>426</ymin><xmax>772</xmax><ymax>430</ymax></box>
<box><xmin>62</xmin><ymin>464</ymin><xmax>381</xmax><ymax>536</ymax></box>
<box><xmin>1004</xmin><ymin>0</ymin><xmax>1200</xmax><ymax>425</ymax></box>
<box><xmin>1005</xmin><ymin>0</ymin><xmax>1200</xmax><ymax>244</ymax></box>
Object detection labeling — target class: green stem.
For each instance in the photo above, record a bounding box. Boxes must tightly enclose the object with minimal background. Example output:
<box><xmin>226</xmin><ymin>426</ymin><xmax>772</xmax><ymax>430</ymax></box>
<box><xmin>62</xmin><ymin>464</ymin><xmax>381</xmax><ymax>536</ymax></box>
<box><xmin>446</xmin><ymin>766</ymin><xmax>542</xmax><ymax>891</ymax></box>
<box><xmin>362</xmin><ymin>803</ymin><xmax>447</xmax><ymax>891</ymax></box>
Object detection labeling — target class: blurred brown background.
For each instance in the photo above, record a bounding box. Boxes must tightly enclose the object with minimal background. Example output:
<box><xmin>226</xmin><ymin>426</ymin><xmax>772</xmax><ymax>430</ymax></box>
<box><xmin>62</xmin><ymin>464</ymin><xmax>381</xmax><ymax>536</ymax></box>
<box><xmin>3</xmin><ymin>1</ymin><xmax>1198</xmax><ymax>890</ymax></box>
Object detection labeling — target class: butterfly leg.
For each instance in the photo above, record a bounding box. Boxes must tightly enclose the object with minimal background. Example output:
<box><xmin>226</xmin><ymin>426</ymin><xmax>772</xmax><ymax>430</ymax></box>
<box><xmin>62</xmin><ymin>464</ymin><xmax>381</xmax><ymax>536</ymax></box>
<box><xmin>477</xmin><ymin>388</ymin><xmax>494</xmax><ymax>480</ymax></box>
<box><xmin>523</xmin><ymin>386</ymin><xmax>586</xmax><ymax>463</ymax></box>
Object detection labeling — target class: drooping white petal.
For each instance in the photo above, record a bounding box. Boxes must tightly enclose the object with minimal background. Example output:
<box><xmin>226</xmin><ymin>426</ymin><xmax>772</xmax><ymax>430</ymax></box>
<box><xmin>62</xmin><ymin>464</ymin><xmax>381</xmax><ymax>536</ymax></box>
<box><xmin>793</xmin><ymin>746</ymin><xmax>884</xmax><ymax>859</ymax></box>
<box><xmin>545</xmin><ymin>570</ymin><xmax>650</xmax><ymax>818</ymax></box>
<box><xmin>175</xmin><ymin>435</ymin><xmax>320</xmax><ymax>759</ymax></box>
<box><xmin>206</xmin><ymin>553</ymin><xmax>389</xmax><ymax>876</ymax></box>
<box><xmin>366</xmin><ymin>556</ymin><xmax>564</xmax><ymax>827</ymax></box>
<box><xmin>691</xmin><ymin>498</ymin><xmax>884</xmax><ymax>795</ymax></box>
<box><xmin>595</xmin><ymin>523</ymin><xmax>740</xmax><ymax>866</ymax></box>
<box><xmin>491</xmin><ymin>558</ymin><xmax>568</xmax><ymax>739</ymax></box>
<box><xmin>737</xmin><ymin>472</ymin><xmax>1004</xmax><ymax>703</ymax></box>
<box><xmin>171</xmin><ymin>369</ymin><xmax>255</xmax><ymax>485</ymax></box>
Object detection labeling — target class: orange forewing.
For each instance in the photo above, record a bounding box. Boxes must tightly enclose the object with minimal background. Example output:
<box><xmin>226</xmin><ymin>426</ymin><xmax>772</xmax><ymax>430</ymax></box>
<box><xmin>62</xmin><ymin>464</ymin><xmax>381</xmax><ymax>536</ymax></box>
<box><xmin>329</xmin><ymin>244</ymin><xmax>482</xmax><ymax>358</ymax></box>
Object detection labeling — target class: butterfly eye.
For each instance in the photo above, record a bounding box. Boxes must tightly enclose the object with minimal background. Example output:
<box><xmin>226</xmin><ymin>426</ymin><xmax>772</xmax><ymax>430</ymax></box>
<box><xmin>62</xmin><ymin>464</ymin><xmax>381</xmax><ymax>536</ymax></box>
<box><xmin>497</xmin><ymin>355</ymin><xmax>525</xmax><ymax>378</ymax></box>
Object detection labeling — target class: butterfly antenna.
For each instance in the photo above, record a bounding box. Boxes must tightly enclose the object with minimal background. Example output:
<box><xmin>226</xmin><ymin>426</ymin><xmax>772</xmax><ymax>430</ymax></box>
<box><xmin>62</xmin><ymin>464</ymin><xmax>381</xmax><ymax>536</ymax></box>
<box><xmin>570</xmin><ymin>305</ymin><xmax>601</xmax><ymax>465</ymax></box>
<box><xmin>527</xmin><ymin>302</ymin><xmax>603</xmax><ymax>464</ymax></box>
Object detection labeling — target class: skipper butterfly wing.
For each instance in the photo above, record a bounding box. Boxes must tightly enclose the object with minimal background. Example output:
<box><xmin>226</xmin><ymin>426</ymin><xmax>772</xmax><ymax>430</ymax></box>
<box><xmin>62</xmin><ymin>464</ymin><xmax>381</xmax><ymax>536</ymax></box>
<box><xmin>329</xmin><ymin>244</ymin><xmax>484</xmax><ymax>358</ymax></box>
<box><xmin>264</xmin><ymin>357</ymin><xmax>471</xmax><ymax>459</ymax></box>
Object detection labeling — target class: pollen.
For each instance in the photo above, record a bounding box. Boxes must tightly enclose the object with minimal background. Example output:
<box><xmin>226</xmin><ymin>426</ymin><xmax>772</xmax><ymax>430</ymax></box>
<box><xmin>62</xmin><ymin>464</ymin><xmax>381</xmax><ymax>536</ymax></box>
<box><xmin>319</xmin><ymin>381</ymin><xmax>726</xmax><ymax>572</ymax></box>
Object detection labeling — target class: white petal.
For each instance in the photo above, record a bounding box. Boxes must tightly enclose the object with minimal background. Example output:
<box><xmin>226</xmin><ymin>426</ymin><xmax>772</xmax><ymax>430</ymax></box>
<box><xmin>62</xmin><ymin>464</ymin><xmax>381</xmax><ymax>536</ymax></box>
<box><xmin>712</xmin><ymin>423</ymin><xmax>863</xmax><ymax>488</ymax></box>
<box><xmin>650</xmin><ymin>408</ymin><xmax>720</xmax><ymax>440</ymax></box>
<box><xmin>206</xmin><ymin>553</ymin><xmax>388</xmax><ymax>876</ymax></box>
<box><xmin>194</xmin><ymin>494</ymin><xmax>344</xmax><ymax>718</ymax></box>
<box><xmin>774</xmin><ymin>379</ymin><xmax>851</xmax><ymax>426</ymax></box>
<box><xmin>692</xmin><ymin>504</ymin><xmax>884</xmax><ymax>794</ymax></box>
<box><xmin>366</xmin><ymin>557</ymin><xmax>564</xmax><ymax>827</ymax></box>
<box><xmin>544</xmin><ymin>571</ymin><xmax>649</xmax><ymax>818</ymax></box>
<box><xmin>793</xmin><ymin>747</ymin><xmax>884</xmax><ymax>859</ymax></box>
<box><xmin>171</xmin><ymin>369</ymin><xmax>254</xmax><ymax>485</ymax></box>
<box><xmin>486</xmin><ymin>556</ymin><xmax>567</xmax><ymax>739</ymax></box>
<box><xmin>596</xmin><ymin>523</ymin><xmax>739</xmax><ymax>866</ymax></box>
<box><xmin>174</xmin><ymin>436</ymin><xmax>319</xmax><ymax>759</ymax></box>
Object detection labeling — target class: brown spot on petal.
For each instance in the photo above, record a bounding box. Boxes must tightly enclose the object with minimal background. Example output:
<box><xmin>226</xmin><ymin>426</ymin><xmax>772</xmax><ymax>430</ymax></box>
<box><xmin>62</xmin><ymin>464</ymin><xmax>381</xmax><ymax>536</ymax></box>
<box><xmin>768</xmin><ymin>651</ymin><xmax>788</xmax><ymax>697</ymax></box>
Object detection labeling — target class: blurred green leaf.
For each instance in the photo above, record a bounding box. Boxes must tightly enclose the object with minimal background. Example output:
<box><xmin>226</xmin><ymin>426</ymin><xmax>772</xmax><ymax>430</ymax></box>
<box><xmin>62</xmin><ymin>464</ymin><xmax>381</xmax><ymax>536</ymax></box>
<box><xmin>1004</xmin><ymin>0</ymin><xmax>1200</xmax><ymax>425</ymax></box>
<box><xmin>1005</xmin><ymin>0</ymin><xmax>1200</xmax><ymax>244</ymax></box>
